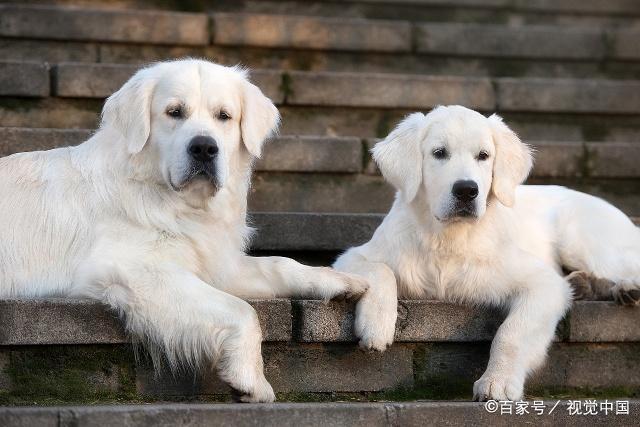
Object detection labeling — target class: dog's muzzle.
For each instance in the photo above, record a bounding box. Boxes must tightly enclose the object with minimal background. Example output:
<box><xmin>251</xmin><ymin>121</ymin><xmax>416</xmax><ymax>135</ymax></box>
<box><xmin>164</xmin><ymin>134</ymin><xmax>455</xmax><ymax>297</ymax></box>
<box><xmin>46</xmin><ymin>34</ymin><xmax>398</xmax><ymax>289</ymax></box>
<box><xmin>450</xmin><ymin>179</ymin><xmax>479</xmax><ymax>218</ymax></box>
<box><xmin>178</xmin><ymin>136</ymin><xmax>220</xmax><ymax>189</ymax></box>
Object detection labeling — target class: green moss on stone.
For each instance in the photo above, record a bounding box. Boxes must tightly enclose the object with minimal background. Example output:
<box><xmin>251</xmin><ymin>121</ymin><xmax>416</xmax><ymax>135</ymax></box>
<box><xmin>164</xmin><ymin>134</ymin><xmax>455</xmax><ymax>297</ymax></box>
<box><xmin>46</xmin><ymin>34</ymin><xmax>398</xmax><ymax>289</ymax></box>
<box><xmin>280</xmin><ymin>72</ymin><xmax>294</xmax><ymax>104</ymax></box>
<box><xmin>527</xmin><ymin>385</ymin><xmax>640</xmax><ymax>400</ymax></box>
<box><xmin>1</xmin><ymin>346</ymin><xmax>137</xmax><ymax>405</ymax></box>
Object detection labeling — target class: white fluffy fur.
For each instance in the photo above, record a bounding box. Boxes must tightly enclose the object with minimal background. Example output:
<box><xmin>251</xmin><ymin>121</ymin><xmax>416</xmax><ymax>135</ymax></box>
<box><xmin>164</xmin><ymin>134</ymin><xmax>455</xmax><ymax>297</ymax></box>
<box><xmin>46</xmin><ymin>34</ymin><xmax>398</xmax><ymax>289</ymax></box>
<box><xmin>0</xmin><ymin>59</ymin><xmax>369</xmax><ymax>403</ymax></box>
<box><xmin>335</xmin><ymin>105</ymin><xmax>640</xmax><ymax>401</ymax></box>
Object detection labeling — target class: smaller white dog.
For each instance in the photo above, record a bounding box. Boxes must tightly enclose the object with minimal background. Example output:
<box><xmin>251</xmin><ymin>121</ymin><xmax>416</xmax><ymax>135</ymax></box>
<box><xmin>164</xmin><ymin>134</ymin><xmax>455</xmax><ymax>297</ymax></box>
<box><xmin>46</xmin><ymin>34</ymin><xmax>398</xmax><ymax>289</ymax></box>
<box><xmin>335</xmin><ymin>105</ymin><xmax>640</xmax><ymax>401</ymax></box>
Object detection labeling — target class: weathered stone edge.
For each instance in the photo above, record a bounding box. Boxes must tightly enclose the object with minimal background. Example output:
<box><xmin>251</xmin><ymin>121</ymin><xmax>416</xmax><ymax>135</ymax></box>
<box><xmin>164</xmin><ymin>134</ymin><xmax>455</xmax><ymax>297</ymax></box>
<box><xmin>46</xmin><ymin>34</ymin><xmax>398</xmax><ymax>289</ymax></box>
<box><xmin>0</xmin><ymin>299</ymin><xmax>637</xmax><ymax>346</ymax></box>
<box><xmin>3</xmin><ymin>128</ymin><xmax>640</xmax><ymax>179</ymax></box>
<box><xmin>0</xmin><ymin>299</ymin><xmax>291</xmax><ymax>344</ymax></box>
<box><xmin>1</xmin><ymin>6</ymin><xmax>640</xmax><ymax>58</ymax></box>
<box><xmin>2</xmin><ymin>401</ymin><xmax>640</xmax><ymax>426</ymax></box>
<box><xmin>6</xmin><ymin>61</ymin><xmax>640</xmax><ymax>114</ymax></box>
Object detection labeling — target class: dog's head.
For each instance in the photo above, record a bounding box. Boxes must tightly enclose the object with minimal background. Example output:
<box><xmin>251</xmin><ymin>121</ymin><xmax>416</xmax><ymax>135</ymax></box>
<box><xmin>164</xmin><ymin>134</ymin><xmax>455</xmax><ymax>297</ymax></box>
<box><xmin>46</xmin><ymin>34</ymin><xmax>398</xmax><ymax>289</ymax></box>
<box><xmin>100</xmin><ymin>59</ymin><xmax>279</xmax><ymax>202</ymax></box>
<box><xmin>373</xmin><ymin>105</ymin><xmax>533</xmax><ymax>223</ymax></box>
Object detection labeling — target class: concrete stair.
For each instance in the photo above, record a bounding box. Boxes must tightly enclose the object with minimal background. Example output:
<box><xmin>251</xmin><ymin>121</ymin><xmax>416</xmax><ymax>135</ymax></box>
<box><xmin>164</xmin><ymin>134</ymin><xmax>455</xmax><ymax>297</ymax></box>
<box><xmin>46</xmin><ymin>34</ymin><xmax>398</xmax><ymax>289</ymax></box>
<box><xmin>1</xmin><ymin>4</ymin><xmax>640</xmax><ymax>79</ymax></box>
<box><xmin>1</xmin><ymin>126</ymin><xmax>640</xmax><ymax>215</ymax></box>
<box><xmin>2</xmin><ymin>401</ymin><xmax>640</xmax><ymax>427</ymax></box>
<box><xmin>1</xmin><ymin>298</ymin><xmax>639</xmax><ymax>405</ymax></box>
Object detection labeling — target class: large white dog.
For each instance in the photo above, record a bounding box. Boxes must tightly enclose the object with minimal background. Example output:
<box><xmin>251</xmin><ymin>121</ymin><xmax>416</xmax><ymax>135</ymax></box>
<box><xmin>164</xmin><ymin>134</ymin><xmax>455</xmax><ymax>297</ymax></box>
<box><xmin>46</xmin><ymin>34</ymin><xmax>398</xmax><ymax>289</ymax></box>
<box><xmin>335</xmin><ymin>105</ymin><xmax>640</xmax><ymax>401</ymax></box>
<box><xmin>0</xmin><ymin>59</ymin><xmax>369</xmax><ymax>403</ymax></box>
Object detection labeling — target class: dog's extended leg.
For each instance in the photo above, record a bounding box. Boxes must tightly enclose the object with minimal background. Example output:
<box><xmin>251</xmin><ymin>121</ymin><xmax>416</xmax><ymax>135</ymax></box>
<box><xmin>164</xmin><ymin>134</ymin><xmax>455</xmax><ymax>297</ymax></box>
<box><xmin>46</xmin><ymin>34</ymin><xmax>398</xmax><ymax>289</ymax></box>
<box><xmin>227</xmin><ymin>255</ymin><xmax>369</xmax><ymax>300</ymax></box>
<box><xmin>334</xmin><ymin>250</ymin><xmax>398</xmax><ymax>351</ymax></box>
<box><xmin>556</xmin><ymin>198</ymin><xmax>640</xmax><ymax>306</ymax></box>
<box><xmin>473</xmin><ymin>257</ymin><xmax>572</xmax><ymax>401</ymax></box>
<box><xmin>73</xmin><ymin>264</ymin><xmax>275</xmax><ymax>403</ymax></box>
<box><xmin>567</xmin><ymin>271</ymin><xmax>640</xmax><ymax>306</ymax></box>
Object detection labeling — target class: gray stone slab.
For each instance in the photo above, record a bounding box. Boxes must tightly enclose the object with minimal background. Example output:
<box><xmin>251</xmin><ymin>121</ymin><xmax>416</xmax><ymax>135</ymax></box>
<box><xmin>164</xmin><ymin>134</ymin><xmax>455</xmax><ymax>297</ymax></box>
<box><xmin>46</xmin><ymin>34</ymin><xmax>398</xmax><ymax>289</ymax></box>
<box><xmin>611</xmin><ymin>29</ymin><xmax>640</xmax><ymax>60</ymax></box>
<box><xmin>55</xmin><ymin>63</ymin><xmax>138</xmax><ymax>98</ymax></box>
<box><xmin>248</xmin><ymin>172</ymin><xmax>393</xmax><ymax>213</ymax></box>
<box><xmin>263</xmin><ymin>343</ymin><xmax>413</xmax><ymax>393</ymax></box>
<box><xmin>249</xmin><ymin>70</ymin><xmax>284</xmax><ymax>104</ymax></box>
<box><xmin>363</xmin><ymin>138</ymin><xmax>381</xmax><ymax>175</ymax></box>
<box><xmin>416</xmin><ymin>23</ymin><xmax>605</xmax><ymax>59</ymax></box>
<box><xmin>413</xmin><ymin>342</ymin><xmax>490</xmax><ymax>387</ymax></box>
<box><xmin>396</xmin><ymin>300</ymin><xmax>505</xmax><ymax>342</ymax></box>
<box><xmin>530</xmin><ymin>141</ymin><xmax>585</xmax><ymax>178</ymax></box>
<box><xmin>0</xmin><ymin>61</ymin><xmax>49</xmax><ymax>97</ymax></box>
<box><xmin>5</xmin><ymin>401</ymin><xmax>640</xmax><ymax>427</ymax></box>
<box><xmin>587</xmin><ymin>142</ymin><xmax>640</xmax><ymax>178</ymax></box>
<box><xmin>357</xmin><ymin>0</ymin><xmax>640</xmax><ymax>14</ymax></box>
<box><xmin>0</xmin><ymin>127</ymin><xmax>90</xmax><ymax>156</ymax></box>
<box><xmin>0</xmin><ymin>129</ymin><xmax>362</xmax><ymax>174</ymax></box>
<box><xmin>0</xmin><ymin>299</ymin><xmax>291</xmax><ymax>345</ymax></box>
<box><xmin>60</xmin><ymin>403</ymin><xmax>392</xmax><ymax>427</ymax></box>
<box><xmin>53</xmin><ymin>63</ymin><xmax>283</xmax><ymax>103</ymax></box>
<box><xmin>250</xmin><ymin>299</ymin><xmax>292</xmax><ymax>342</ymax></box>
<box><xmin>0</xmin><ymin>97</ymin><xmax>103</xmax><ymax>129</ymax></box>
<box><xmin>0</xmin><ymin>352</ymin><xmax>10</xmax><ymax>390</ymax></box>
<box><xmin>394</xmin><ymin>400</ymin><xmax>640</xmax><ymax>426</ymax></box>
<box><xmin>0</xmin><ymin>408</ymin><xmax>58</xmax><ymax>427</ymax></box>
<box><xmin>496</xmin><ymin>78</ymin><xmax>640</xmax><ymax>114</ymax></box>
<box><xmin>0</xmin><ymin>5</ymin><xmax>208</xmax><ymax>45</ymax></box>
<box><xmin>249</xmin><ymin>212</ymin><xmax>383</xmax><ymax>251</ymax></box>
<box><xmin>138</xmin><ymin>343</ymin><xmax>412</xmax><ymax>395</ymax></box>
<box><xmin>539</xmin><ymin>342</ymin><xmax>640</xmax><ymax>389</ymax></box>
<box><xmin>294</xmin><ymin>300</ymin><xmax>504</xmax><ymax>342</ymax></box>
<box><xmin>212</xmin><ymin>13</ymin><xmax>411</xmax><ymax>53</ymax></box>
<box><xmin>287</xmin><ymin>71</ymin><xmax>496</xmax><ymax>109</ymax></box>
<box><xmin>257</xmin><ymin>136</ymin><xmax>363</xmax><ymax>173</ymax></box>
<box><xmin>569</xmin><ymin>301</ymin><xmax>640</xmax><ymax>342</ymax></box>
<box><xmin>510</xmin><ymin>0</ymin><xmax>640</xmax><ymax>14</ymax></box>
<box><xmin>0</xmin><ymin>299</ymin><xmax>127</xmax><ymax>345</ymax></box>
<box><xmin>0</xmin><ymin>39</ymin><xmax>98</xmax><ymax>63</ymax></box>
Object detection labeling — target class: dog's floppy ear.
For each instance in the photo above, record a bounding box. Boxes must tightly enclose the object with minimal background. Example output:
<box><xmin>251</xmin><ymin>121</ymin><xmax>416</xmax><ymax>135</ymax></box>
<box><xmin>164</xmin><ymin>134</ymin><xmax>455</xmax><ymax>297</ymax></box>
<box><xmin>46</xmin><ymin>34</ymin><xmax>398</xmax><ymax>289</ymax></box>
<box><xmin>488</xmin><ymin>114</ymin><xmax>533</xmax><ymax>207</ymax></box>
<box><xmin>101</xmin><ymin>67</ymin><xmax>158</xmax><ymax>154</ymax></box>
<box><xmin>372</xmin><ymin>113</ymin><xmax>426</xmax><ymax>203</ymax></box>
<box><xmin>240</xmin><ymin>80</ymin><xmax>280</xmax><ymax>158</ymax></box>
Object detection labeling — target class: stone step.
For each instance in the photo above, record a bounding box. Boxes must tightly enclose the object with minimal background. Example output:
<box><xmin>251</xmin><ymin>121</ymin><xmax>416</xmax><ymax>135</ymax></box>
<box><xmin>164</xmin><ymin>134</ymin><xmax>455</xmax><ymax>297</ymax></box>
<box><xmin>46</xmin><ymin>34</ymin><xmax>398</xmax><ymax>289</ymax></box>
<box><xmin>2</xmin><ymin>97</ymin><xmax>639</xmax><ymax>144</ymax></box>
<box><xmin>2</xmin><ymin>128</ymin><xmax>640</xmax><ymax>179</ymax></box>
<box><xmin>0</xmin><ymin>299</ymin><xmax>639</xmax><ymax>402</ymax></box>
<box><xmin>2</xmin><ymin>6</ymin><xmax>638</xmax><ymax>57</ymax></box>
<box><xmin>1</xmin><ymin>299</ymin><xmax>636</xmax><ymax>346</ymax></box>
<box><xmin>4</xmin><ymin>40</ymin><xmax>640</xmax><ymax>80</ymax></box>
<box><xmin>8</xmin><ymin>0</ymin><xmax>640</xmax><ymax>24</ymax></box>
<box><xmin>2</xmin><ymin>128</ymin><xmax>639</xmax><ymax>215</ymax></box>
<box><xmin>1</xmin><ymin>6</ymin><xmax>640</xmax><ymax>79</ymax></box>
<box><xmin>0</xmin><ymin>4</ymin><xmax>209</xmax><ymax>45</ymax></box>
<box><xmin>250</xmin><ymin>175</ymin><xmax>640</xmax><ymax>216</ymax></box>
<box><xmin>2</xmin><ymin>401</ymin><xmax>639</xmax><ymax>427</ymax></box>
<box><xmin>3</xmin><ymin>62</ymin><xmax>640</xmax><ymax>144</ymax></box>
<box><xmin>17</xmin><ymin>62</ymin><xmax>640</xmax><ymax>115</ymax></box>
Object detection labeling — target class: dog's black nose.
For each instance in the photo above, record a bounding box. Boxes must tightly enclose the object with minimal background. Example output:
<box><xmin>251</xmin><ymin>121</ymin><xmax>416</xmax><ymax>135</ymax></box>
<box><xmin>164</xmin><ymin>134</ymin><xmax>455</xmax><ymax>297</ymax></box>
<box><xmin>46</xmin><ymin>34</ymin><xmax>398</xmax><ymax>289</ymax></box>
<box><xmin>188</xmin><ymin>136</ymin><xmax>218</xmax><ymax>163</ymax></box>
<box><xmin>452</xmin><ymin>180</ymin><xmax>479</xmax><ymax>202</ymax></box>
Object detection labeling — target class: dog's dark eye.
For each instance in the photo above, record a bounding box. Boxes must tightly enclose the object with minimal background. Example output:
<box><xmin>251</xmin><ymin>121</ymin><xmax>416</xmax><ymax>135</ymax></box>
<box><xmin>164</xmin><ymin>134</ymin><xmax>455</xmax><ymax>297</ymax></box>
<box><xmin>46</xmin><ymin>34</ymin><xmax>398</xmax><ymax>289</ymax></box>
<box><xmin>432</xmin><ymin>147</ymin><xmax>448</xmax><ymax>160</ymax></box>
<box><xmin>166</xmin><ymin>106</ymin><xmax>183</xmax><ymax>119</ymax></box>
<box><xmin>217</xmin><ymin>110</ymin><xmax>231</xmax><ymax>121</ymax></box>
<box><xmin>477</xmin><ymin>150</ymin><xmax>490</xmax><ymax>161</ymax></box>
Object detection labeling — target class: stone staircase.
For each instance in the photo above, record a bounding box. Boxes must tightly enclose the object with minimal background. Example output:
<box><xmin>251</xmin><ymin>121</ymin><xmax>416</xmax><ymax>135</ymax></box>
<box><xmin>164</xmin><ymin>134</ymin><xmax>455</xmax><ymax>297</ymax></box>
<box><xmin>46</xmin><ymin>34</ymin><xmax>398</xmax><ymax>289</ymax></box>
<box><xmin>1</xmin><ymin>1</ymin><xmax>640</xmax><ymax>423</ymax></box>
<box><xmin>1</xmin><ymin>299</ymin><xmax>639</xmax><ymax>403</ymax></box>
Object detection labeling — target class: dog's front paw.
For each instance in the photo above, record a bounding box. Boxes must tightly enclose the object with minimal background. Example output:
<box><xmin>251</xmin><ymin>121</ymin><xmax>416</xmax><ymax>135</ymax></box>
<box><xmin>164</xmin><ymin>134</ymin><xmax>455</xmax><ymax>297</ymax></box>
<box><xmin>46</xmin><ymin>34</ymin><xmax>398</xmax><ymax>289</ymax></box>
<box><xmin>566</xmin><ymin>271</ymin><xmax>595</xmax><ymax>300</ymax></box>
<box><xmin>473</xmin><ymin>373</ymin><xmax>524</xmax><ymax>401</ymax></box>
<box><xmin>354</xmin><ymin>292</ymin><xmax>397</xmax><ymax>352</ymax></box>
<box><xmin>612</xmin><ymin>280</ymin><xmax>640</xmax><ymax>306</ymax></box>
<box><xmin>319</xmin><ymin>268</ymin><xmax>369</xmax><ymax>300</ymax></box>
<box><xmin>231</xmin><ymin>378</ymin><xmax>275</xmax><ymax>403</ymax></box>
